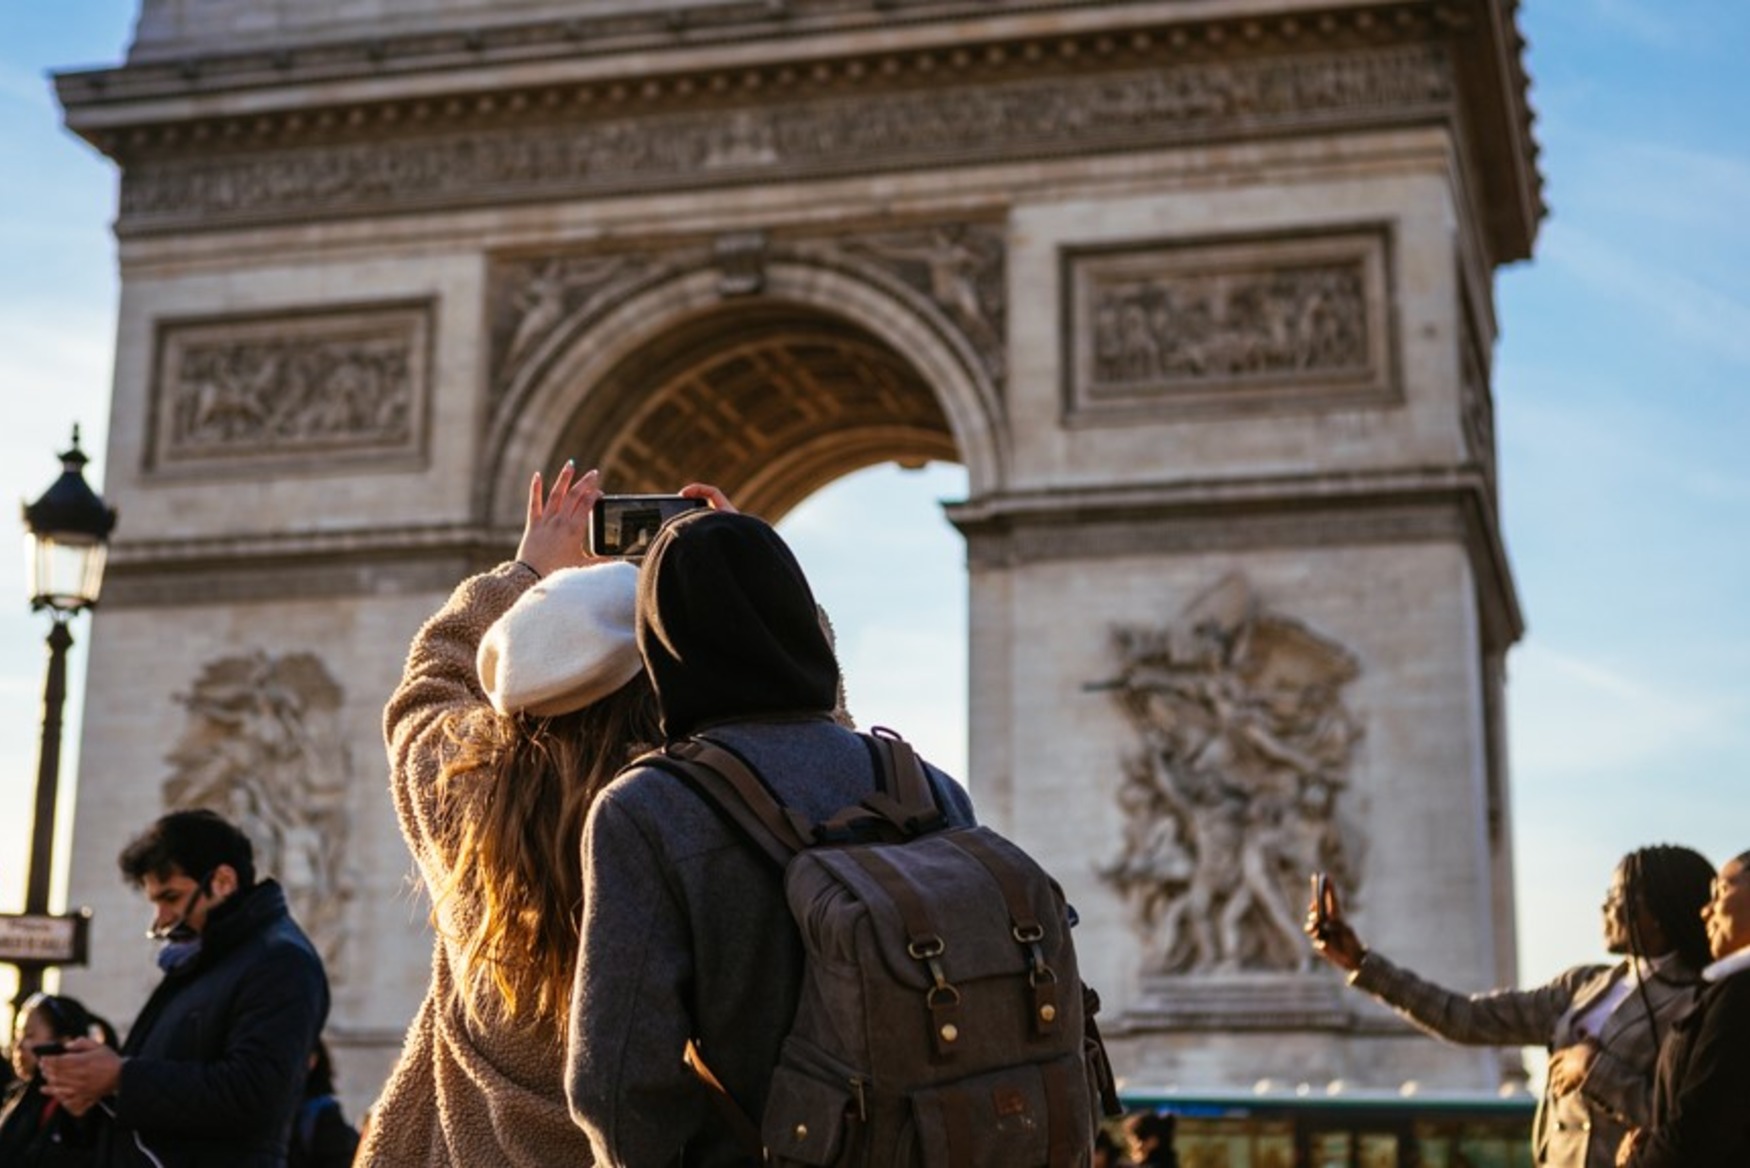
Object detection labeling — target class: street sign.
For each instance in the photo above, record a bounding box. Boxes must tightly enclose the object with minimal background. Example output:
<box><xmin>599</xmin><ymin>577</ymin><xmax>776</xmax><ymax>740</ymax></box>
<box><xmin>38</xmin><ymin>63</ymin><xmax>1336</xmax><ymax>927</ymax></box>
<box><xmin>0</xmin><ymin>910</ymin><xmax>91</xmax><ymax>967</ymax></box>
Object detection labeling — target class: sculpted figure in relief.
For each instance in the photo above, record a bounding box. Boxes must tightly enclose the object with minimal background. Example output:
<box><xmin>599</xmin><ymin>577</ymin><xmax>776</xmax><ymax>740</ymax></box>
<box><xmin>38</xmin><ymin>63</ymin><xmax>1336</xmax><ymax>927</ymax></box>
<box><xmin>852</xmin><ymin>224</ymin><xmax>1007</xmax><ymax>382</ymax></box>
<box><xmin>1100</xmin><ymin>574</ymin><xmax>1364</xmax><ymax>974</ymax></box>
<box><xmin>161</xmin><ymin>651</ymin><xmax>354</xmax><ymax>974</ymax></box>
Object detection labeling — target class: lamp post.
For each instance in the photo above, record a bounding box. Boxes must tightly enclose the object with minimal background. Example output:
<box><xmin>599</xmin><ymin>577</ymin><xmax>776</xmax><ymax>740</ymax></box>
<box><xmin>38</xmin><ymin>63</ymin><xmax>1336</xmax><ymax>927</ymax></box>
<box><xmin>10</xmin><ymin>426</ymin><xmax>115</xmax><ymax>1011</ymax></box>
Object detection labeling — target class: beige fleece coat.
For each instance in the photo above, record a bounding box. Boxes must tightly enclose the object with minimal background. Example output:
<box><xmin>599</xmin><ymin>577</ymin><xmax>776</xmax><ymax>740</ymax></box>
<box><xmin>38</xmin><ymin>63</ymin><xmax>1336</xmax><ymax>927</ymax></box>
<box><xmin>357</xmin><ymin>563</ymin><xmax>596</xmax><ymax>1167</ymax></box>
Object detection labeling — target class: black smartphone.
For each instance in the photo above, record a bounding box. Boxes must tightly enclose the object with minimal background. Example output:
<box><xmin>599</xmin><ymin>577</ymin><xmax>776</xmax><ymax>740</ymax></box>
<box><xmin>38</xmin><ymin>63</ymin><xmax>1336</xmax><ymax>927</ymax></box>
<box><xmin>589</xmin><ymin>494</ymin><xmax>707</xmax><ymax>558</ymax></box>
<box><xmin>31</xmin><ymin>1041</ymin><xmax>68</xmax><ymax>1057</ymax></box>
<box><xmin>1311</xmin><ymin>872</ymin><xmax>1335</xmax><ymax>935</ymax></box>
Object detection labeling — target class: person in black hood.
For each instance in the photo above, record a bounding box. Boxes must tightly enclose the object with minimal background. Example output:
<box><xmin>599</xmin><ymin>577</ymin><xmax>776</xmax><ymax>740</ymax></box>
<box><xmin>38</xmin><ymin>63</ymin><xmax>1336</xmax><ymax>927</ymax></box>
<box><xmin>636</xmin><ymin>507</ymin><xmax>840</xmax><ymax>739</ymax></box>
<box><xmin>567</xmin><ymin>502</ymin><xmax>977</xmax><ymax>1166</ymax></box>
<box><xmin>40</xmin><ymin>808</ymin><xmax>330</xmax><ymax>1168</ymax></box>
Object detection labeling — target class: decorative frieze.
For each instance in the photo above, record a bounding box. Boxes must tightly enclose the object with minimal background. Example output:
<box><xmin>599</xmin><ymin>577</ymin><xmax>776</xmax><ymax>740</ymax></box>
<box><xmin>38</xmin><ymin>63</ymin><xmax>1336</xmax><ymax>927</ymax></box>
<box><xmin>162</xmin><ymin>650</ymin><xmax>355</xmax><ymax>977</ymax></box>
<box><xmin>147</xmin><ymin>302</ymin><xmax>431</xmax><ymax>475</ymax></box>
<box><xmin>117</xmin><ymin>46</ymin><xmax>1450</xmax><ymax>232</ymax></box>
<box><xmin>1064</xmin><ymin>228</ymin><xmax>1395</xmax><ymax>421</ymax></box>
<box><xmin>1097</xmin><ymin>574</ymin><xmax>1364</xmax><ymax>976</ymax></box>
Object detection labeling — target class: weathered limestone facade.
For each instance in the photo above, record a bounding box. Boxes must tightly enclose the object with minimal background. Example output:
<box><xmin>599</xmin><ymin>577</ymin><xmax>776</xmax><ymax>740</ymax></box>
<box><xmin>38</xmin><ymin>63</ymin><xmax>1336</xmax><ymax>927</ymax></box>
<box><xmin>57</xmin><ymin>0</ymin><xmax>1539</xmax><ymax>1105</ymax></box>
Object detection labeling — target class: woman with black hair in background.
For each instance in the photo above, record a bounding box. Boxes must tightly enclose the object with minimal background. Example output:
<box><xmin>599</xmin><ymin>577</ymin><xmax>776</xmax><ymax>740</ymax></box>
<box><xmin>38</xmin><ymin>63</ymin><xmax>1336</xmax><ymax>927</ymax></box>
<box><xmin>0</xmin><ymin>993</ymin><xmax>117</xmax><ymax>1166</ymax></box>
<box><xmin>1618</xmin><ymin>846</ymin><xmax>1750</xmax><ymax>1166</ymax></box>
<box><xmin>1305</xmin><ymin>845</ymin><xmax>1714</xmax><ymax>1168</ymax></box>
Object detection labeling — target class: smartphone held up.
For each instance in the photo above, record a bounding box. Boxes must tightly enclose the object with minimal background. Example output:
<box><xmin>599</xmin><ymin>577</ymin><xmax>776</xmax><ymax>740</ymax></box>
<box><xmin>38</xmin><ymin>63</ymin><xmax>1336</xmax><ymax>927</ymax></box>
<box><xmin>1310</xmin><ymin>872</ymin><xmax>1337</xmax><ymax>940</ymax></box>
<box><xmin>588</xmin><ymin>494</ymin><xmax>706</xmax><ymax>558</ymax></box>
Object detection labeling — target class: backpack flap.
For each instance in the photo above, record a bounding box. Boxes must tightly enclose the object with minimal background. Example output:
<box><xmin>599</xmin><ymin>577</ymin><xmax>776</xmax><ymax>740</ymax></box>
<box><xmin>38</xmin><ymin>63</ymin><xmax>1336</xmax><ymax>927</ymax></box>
<box><xmin>788</xmin><ymin>827</ymin><xmax>1080</xmax><ymax>1067</ymax></box>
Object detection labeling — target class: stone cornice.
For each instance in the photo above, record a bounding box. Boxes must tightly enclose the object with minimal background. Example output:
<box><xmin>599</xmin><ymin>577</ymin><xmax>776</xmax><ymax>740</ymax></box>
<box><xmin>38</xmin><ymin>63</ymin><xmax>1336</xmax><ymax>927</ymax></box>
<box><xmin>61</xmin><ymin>1</ymin><xmax>1445</xmax><ymax>111</ymax></box>
<box><xmin>57</xmin><ymin>3</ymin><xmax>1539</xmax><ymax>256</ymax></box>
<box><xmin>1445</xmin><ymin>0</ymin><xmax>1542</xmax><ymax>263</ymax></box>
<box><xmin>946</xmin><ymin>465</ymin><xmax>1524</xmax><ymax>649</ymax></box>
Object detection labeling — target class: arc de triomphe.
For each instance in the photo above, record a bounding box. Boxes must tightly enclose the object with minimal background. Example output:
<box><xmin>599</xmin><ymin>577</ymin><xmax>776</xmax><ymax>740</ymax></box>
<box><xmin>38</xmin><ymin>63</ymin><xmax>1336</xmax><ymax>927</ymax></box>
<box><xmin>56</xmin><ymin>0</ymin><xmax>1540</xmax><ymax>1103</ymax></box>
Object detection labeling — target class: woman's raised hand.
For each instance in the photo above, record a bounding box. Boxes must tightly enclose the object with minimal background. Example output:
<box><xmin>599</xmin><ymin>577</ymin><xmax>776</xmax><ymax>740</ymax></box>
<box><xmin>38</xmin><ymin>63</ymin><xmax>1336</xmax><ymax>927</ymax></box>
<box><xmin>517</xmin><ymin>463</ymin><xmax>604</xmax><ymax>577</ymax></box>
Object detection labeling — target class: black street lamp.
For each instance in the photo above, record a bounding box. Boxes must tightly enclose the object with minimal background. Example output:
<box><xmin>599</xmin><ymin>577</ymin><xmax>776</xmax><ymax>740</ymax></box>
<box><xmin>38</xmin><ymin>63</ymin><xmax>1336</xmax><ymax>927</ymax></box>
<box><xmin>10</xmin><ymin>426</ymin><xmax>115</xmax><ymax>1010</ymax></box>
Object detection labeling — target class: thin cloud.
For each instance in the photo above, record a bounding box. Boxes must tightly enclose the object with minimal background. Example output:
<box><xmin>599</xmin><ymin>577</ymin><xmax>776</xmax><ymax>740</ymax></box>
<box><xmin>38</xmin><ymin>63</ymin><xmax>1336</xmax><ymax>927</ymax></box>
<box><xmin>1540</xmin><ymin>224</ymin><xmax>1750</xmax><ymax>367</ymax></box>
<box><xmin>1588</xmin><ymin>0</ymin><xmax>1680</xmax><ymax>49</ymax></box>
<box><xmin>1508</xmin><ymin>641</ymin><xmax>1744</xmax><ymax>780</ymax></box>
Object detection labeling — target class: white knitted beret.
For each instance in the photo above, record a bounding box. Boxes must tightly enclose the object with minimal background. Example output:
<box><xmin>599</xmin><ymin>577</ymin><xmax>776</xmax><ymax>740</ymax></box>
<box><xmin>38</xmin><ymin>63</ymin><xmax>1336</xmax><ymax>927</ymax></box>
<box><xmin>477</xmin><ymin>562</ymin><xmax>642</xmax><ymax>717</ymax></box>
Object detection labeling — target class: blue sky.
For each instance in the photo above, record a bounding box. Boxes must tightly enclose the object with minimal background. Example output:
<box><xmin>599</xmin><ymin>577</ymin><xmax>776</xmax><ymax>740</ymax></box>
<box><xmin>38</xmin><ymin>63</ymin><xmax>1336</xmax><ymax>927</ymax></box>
<box><xmin>1</xmin><ymin>1</ymin><xmax>1746</xmax><ymax>1034</ymax></box>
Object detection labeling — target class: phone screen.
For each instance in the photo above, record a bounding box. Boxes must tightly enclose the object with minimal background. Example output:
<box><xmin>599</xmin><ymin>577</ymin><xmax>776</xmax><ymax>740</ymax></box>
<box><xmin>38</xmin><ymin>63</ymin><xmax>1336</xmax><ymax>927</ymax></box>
<box><xmin>589</xmin><ymin>495</ymin><xmax>706</xmax><ymax>558</ymax></box>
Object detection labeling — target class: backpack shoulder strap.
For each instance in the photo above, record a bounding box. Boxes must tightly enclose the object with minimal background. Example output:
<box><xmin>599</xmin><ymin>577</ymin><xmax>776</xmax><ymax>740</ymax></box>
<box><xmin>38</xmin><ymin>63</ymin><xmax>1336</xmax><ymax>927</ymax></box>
<box><xmin>655</xmin><ymin>737</ymin><xmax>815</xmax><ymax>866</ymax></box>
<box><xmin>850</xmin><ymin>729</ymin><xmax>948</xmax><ymax>839</ymax></box>
<box><xmin>869</xmin><ymin>727</ymin><xmax>935</xmax><ymax>810</ymax></box>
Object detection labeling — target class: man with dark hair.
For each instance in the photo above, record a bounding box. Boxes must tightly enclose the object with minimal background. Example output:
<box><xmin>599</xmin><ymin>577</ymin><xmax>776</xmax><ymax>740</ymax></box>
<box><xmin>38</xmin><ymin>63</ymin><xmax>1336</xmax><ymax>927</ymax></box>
<box><xmin>40</xmin><ymin>808</ymin><xmax>330</xmax><ymax>1167</ymax></box>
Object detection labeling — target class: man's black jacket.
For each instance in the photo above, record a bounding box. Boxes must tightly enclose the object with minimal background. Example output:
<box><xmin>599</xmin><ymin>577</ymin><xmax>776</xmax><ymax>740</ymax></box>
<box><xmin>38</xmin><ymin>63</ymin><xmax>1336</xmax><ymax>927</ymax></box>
<box><xmin>96</xmin><ymin>879</ymin><xmax>329</xmax><ymax>1168</ymax></box>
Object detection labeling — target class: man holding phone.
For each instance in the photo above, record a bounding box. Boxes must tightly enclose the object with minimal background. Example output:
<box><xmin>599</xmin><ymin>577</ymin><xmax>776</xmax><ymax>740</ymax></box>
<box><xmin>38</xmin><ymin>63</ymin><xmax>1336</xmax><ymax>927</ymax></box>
<box><xmin>38</xmin><ymin>809</ymin><xmax>330</xmax><ymax>1168</ymax></box>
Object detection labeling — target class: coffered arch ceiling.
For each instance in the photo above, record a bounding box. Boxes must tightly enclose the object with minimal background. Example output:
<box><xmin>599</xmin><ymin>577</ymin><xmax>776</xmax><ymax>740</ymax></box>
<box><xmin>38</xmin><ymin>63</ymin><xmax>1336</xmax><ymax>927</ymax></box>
<box><xmin>553</xmin><ymin>302</ymin><xmax>959</xmax><ymax>521</ymax></box>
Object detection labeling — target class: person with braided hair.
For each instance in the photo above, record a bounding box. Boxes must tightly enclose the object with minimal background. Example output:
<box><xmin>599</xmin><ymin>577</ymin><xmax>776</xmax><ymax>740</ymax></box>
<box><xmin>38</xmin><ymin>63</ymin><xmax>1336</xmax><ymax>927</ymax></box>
<box><xmin>1305</xmin><ymin>844</ymin><xmax>1714</xmax><ymax>1168</ymax></box>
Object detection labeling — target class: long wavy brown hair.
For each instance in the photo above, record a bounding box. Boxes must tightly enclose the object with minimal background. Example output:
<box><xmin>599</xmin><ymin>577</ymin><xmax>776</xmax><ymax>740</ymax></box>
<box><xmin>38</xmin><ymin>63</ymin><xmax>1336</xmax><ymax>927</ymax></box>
<box><xmin>435</xmin><ymin>672</ymin><xmax>659</xmax><ymax>1031</ymax></box>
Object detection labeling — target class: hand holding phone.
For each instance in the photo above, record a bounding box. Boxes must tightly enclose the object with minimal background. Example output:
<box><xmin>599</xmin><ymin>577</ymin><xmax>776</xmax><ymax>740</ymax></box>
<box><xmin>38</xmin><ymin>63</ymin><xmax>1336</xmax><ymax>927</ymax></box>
<box><xmin>1305</xmin><ymin>872</ymin><xmax>1365</xmax><ymax>972</ymax></box>
<box><xmin>1310</xmin><ymin>872</ymin><xmax>1336</xmax><ymax>935</ymax></box>
<box><xmin>589</xmin><ymin>494</ymin><xmax>707</xmax><ymax>558</ymax></box>
<box><xmin>31</xmin><ymin>1041</ymin><xmax>69</xmax><ymax>1057</ymax></box>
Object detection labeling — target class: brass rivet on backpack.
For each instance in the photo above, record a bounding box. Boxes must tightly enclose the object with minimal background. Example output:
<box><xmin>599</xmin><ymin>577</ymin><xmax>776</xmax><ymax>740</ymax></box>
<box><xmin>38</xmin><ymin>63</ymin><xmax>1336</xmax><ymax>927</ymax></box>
<box><xmin>1039</xmin><ymin>1004</ymin><xmax>1057</xmax><ymax>1023</ymax></box>
<box><xmin>794</xmin><ymin>1124</ymin><xmax>808</xmax><ymax>1141</ymax></box>
<box><xmin>940</xmin><ymin>1023</ymin><xmax>959</xmax><ymax>1043</ymax></box>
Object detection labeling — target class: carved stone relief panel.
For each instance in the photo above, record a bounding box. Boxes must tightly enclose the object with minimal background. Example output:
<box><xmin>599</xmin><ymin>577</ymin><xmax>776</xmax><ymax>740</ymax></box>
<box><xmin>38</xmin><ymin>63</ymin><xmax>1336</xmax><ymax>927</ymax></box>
<box><xmin>1099</xmin><ymin>574</ymin><xmax>1364</xmax><ymax>976</ymax></box>
<box><xmin>147</xmin><ymin>302</ymin><xmax>431</xmax><ymax>476</ymax></box>
<box><xmin>1065</xmin><ymin>228</ymin><xmax>1395</xmax><ymax>422</ymax></box>
<box><xmin>161</xmin><ymin>651</ymin><xmax>355</xmax><ymax>976</ymax></box>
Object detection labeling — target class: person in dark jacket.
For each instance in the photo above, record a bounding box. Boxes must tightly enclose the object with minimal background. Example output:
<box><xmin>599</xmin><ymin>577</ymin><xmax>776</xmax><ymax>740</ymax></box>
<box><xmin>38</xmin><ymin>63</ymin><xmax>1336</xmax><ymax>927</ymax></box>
<box><xmin>287</xmin><ymin>1039</ymin><xmax>360</xmax><ymax>1168</ymax></box>
<box><xmin>0</xmin><ymin>993</ymin><xmax>117</xmax><ymax>1166</ymax></box>
<box><xmin>39</xmin><ymin>808</ymin><xmax>330</xmax><ymax>1168</ymax></box>
<box><xmin>1618</xmin><ymin>847</ymin><xmax>1750</xmax><ymax>1166</ymax></box>
<box><xmin>566</xmin><ymin>508</ymin><xmax>976</xmax><ymax>1165</ymax></box>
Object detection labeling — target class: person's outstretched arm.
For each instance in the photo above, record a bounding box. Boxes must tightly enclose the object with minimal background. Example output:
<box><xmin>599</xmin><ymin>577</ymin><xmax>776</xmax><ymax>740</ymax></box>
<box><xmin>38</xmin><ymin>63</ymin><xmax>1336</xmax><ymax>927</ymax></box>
<box><xmin>1306</xmin><ymin>879</ymin><xmax>1588</xmax><ymax>1047</ymax></box>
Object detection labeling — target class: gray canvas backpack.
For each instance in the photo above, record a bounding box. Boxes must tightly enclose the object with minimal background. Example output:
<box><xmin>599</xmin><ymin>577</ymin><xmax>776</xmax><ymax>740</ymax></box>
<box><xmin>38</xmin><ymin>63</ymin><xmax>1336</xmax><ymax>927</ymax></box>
<box><xmin>654</xmin><ymin>729</ymin><xmax>1120</xmax><ymax>1168</ymax></box>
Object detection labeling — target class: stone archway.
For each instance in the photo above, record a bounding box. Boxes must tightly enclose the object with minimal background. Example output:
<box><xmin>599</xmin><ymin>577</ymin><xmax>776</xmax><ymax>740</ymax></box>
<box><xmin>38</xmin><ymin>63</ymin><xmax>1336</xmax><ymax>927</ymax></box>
<box><xmin>483</xmin><ymin>249</ymin><xmax>1006</xmax><ymax>525</ymax></box>
<box><xmin>561</xmin><ymin>302</ymin><xmax>955</xmax><ymax>519</ymax></box>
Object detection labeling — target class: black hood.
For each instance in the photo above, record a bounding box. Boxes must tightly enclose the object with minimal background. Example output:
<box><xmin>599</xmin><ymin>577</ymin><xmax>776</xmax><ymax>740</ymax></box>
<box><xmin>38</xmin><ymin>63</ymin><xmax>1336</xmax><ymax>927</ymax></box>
<box><xmin>637</xmin><ymin>510</ymin><xmax>839</xmax><ymax>740</ymax></box>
